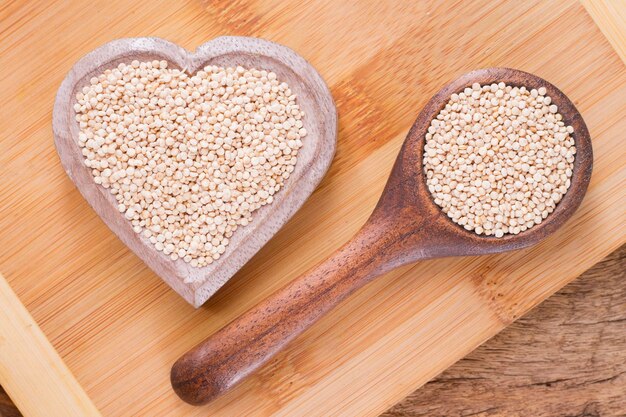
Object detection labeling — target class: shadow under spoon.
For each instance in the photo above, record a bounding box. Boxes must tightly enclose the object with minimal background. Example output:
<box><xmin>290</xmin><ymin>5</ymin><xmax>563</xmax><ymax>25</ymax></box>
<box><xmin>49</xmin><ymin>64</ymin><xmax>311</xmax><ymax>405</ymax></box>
<box><xmin>170</xmin><ymin>67</ymin><xmax>593</xmax><ymax>405</ymax></box>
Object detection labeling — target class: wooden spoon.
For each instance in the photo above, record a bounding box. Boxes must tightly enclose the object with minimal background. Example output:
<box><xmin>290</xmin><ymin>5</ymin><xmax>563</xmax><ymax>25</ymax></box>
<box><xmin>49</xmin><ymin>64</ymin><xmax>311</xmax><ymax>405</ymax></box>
<box><xmin>170</xmin><ymin>68</ymin><xmax>593</xmax><ymax>405</ymax></box>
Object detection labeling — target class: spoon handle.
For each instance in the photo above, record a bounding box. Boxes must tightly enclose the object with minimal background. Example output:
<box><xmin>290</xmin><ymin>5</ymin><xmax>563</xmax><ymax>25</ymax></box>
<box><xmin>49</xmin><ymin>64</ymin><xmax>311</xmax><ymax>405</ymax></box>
<box><xmin>171</xmin><ymin>220</ymin><xmax>395</xmax><ymax>405</ymax></box>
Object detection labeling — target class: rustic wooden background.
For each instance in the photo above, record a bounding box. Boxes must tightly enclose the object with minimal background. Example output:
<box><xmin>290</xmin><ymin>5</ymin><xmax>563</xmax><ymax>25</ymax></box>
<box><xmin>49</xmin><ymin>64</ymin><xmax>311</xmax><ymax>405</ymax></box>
<box><xmin>2</xmin><ymin>245</ymin><xmax>624</xmax><ymax>416</ymax></box>
<box><xmin>383</xmin><ymin>245</ymin><xmax>626</xmax><ymax>417</ymax></box>
<box><xmin>1</xmin><ymin>0</ymin><xmax>624</xmax><ymax>415</ymax></box>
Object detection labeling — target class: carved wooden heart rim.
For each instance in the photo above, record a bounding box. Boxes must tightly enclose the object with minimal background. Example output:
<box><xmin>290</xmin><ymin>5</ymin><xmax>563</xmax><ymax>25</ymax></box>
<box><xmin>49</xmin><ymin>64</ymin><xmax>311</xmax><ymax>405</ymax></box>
<box><xmin>53</xmin><ymin>37</ymin><xmax>337</xmax><ymax>307</ymax></box>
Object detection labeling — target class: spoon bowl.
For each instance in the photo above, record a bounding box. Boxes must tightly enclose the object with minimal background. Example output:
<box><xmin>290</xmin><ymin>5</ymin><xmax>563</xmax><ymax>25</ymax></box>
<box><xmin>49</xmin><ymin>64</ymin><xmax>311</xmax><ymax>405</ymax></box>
<box><xmin>371</xmin><ymin>67</ymin><xmax>593</xmax><ymax>263</ymax></box>
<box><xmin>171</xmin><ymin>67</ymin><xmax>592</xmax><ymax>405</ymax></box>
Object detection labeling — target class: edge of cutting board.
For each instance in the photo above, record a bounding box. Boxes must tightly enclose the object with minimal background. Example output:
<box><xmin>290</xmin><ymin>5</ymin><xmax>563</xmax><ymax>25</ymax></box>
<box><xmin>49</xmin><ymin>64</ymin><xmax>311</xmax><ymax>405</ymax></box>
<box><xmin>0</xmin><ymin>1</ymin><xmax>624</xmax><ymax>416</ymax></box>
<box><xmin>0</xmin><ymin>273</ymin><xmax>101</xmax><ymax>417</ymax></box>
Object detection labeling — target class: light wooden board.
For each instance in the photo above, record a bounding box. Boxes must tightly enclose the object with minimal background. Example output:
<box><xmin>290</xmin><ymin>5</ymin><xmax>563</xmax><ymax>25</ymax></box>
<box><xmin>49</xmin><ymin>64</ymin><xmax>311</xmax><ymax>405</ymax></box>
<box><xmin>0</xmin><ymin>274</ymin><xmax>100</xmax><ymax>417</ymax></box>
<box><xmin>581</xmin><ymin>0</ymin><xmax>626</xmax><ymax>63</ymax></box>
<box><xmin>382</xmin><ymin>246</ymin><xmax>626</xmax><ymax>416</ymax></box>
<box><xmin>0</xmin><ymin>0</ymin><xmax>624</xmax><ymax>416</ymax></box>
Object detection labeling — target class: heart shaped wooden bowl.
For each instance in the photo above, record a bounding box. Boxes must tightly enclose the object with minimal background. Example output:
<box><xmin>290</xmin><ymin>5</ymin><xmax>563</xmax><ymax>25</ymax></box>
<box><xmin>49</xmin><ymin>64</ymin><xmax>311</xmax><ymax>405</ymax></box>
<box><xmin>53</xmin><ymin>37</ymin><xmax>337</xmax><ymax>307</ymax></box>
<box><xmin>171</xmin><ymin>68</ymin><xmax>593</xmax><ymax>404</ymax></box>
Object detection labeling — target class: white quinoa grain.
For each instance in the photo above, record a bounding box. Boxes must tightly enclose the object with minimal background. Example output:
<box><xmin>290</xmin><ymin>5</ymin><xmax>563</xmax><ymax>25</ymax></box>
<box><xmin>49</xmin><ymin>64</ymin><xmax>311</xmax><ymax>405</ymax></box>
<box><xmin>75</xmin><ymin>62</ymin><xmax>306</xmax><ymax>277</ymax></box>
<box><xmin>423</xmin><ymin>83</ymin><xmax>575</xmax><ymax>237</ymax></box>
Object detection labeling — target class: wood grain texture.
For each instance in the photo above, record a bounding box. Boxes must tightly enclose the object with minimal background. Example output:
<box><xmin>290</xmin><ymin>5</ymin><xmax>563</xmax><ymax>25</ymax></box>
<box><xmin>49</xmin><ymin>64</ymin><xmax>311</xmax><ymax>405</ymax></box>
<box><xmin>0</xmin><ymin>386</ymin><xmax>21</xmax><ymax>417</ymax></box>
<box><xmin>171</xmin><ymin>67</ymin><xmax>593</xmax><ymax>404</ymax></box>
<box><xmin>0</xmin><ymin>0</ymin><xmax>625</xmax><ymax>416</ymax></box>
<box><xmin>0</xmin><ymin>274</ymin><xmax>100</xmax><ymax>417</ymax></box>
<box><xmin>383</xmin><ymin>245</ymin><xmax>626</xmax><ymax>417</ymax></box>
<box><xmin>1</xmin><ymin>246</ymin><xmax>624</xmax><ymax>416</ymax></box>
<box><xmin>581</xmin><ymin>0</ymin><xmax>626</xmax><ymax>64</ymax></box>
<box><xmin>53</xmin><ymin>36</ymin><xmax>337</xmax><ymax>307</ymax></box>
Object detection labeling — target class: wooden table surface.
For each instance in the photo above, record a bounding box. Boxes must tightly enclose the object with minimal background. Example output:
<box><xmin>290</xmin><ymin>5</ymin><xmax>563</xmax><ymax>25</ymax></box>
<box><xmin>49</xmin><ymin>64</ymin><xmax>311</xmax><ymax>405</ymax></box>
<box><xmin>383</xmin><ymin>245</ymin><xmax>626</xmax><ymax>416</ymax></box>
<box><xmin>1</xmin><ymin>0</ymin><xmax>625</xmax><ymax>415</ymax></box>
<box><xmin>2</xmin><ymin>245</ymin><xmax>624</xmax><ymax>416</ymax></box>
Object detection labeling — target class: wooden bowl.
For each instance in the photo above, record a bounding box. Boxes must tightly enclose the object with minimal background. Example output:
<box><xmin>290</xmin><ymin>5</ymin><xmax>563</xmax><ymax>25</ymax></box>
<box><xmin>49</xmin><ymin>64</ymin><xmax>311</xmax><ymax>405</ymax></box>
<box><xmin>53</xmin><ymin>37</ymin><xmax>337</xmax><ymax>307</ymax></box>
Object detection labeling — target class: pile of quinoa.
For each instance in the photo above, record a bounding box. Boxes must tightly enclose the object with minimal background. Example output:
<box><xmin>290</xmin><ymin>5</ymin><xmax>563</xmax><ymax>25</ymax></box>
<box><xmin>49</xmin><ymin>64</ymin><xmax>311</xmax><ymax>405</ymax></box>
<box><xmin>423</xmin><ymin>83</ymin><xmax>575</xmax><ymax>237</ymax></box>
<box><xmin>74</xmin><ymin>60</ymin><xmax>306</xmax><ymax>274</ymax></box>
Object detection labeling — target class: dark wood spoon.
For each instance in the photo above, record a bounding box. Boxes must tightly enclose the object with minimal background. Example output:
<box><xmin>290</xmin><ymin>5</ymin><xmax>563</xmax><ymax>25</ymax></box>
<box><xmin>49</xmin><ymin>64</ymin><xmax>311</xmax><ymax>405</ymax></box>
<box><xmin>170</xmin><ymin>68</ymin><xmax>593</xmax><ymax>405</ymax></box>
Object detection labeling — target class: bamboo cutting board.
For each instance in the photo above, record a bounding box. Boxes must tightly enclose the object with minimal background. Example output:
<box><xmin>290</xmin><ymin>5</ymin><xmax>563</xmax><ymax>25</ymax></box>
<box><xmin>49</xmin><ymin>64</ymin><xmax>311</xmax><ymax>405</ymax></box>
<box><xmin>0</xmin><ymin>1</ymin><xmax>624</xmax><ymax>416</ymax></box>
